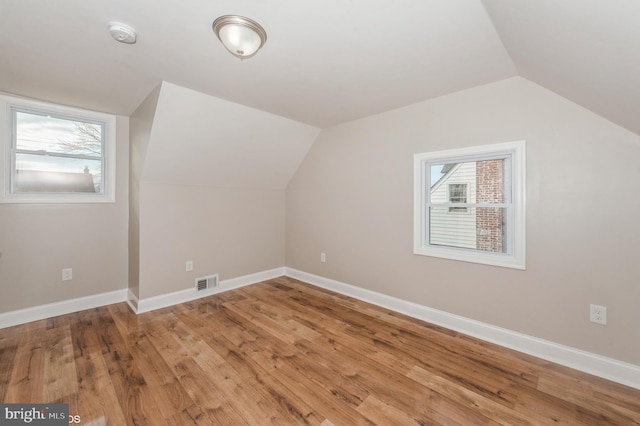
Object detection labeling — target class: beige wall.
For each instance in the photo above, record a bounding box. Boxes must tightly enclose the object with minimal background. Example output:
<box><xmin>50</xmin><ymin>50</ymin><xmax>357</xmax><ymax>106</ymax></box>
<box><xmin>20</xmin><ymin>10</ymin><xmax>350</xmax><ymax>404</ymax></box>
<box><xmin>5</xmin><ymin>75</ymin><xmax>637</xmax><ymax>368</ymax></box>
<box><xmin>129</xmin><ymin>84</ymin><xmax>162</xmax><ymax>299</ymax></box>
<box><xmin>286</xmin><ymin>77</ymin><xmax>640</xmax><ymax>365</ymax></box>
<box><xmin>0</xmin><ymin>116</ymin><xmax>129</xmax><ymax>312</ymax></box>
<box><xmin>129</xmin><ymin>82</ymin><xmax>314</xmax><ymax>301</ymax></box>
<box><xmin>138</xmin><ymin>183</ymin><xmax>285</xmax><ymax>299</ymax></box>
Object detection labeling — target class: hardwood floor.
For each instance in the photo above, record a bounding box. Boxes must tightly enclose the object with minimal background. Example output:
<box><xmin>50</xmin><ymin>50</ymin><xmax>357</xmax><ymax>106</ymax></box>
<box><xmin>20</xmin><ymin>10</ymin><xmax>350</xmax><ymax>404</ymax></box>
<box><xmin>1</xmin><ymin>277</ymin><xmax>639</xmax><ymax>425</ymax></box>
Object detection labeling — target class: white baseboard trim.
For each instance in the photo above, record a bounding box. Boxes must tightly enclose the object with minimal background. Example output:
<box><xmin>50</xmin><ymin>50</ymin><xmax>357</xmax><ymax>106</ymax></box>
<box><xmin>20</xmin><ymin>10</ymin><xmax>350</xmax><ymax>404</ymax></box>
<box><xmin>127</xmin><ymin>289</ymin><xmax>139</xmax><ymax>313</ymax></box>
<box><xmin>285</xmin><ymin>267</ymin><xmax>640</xmax><ymax>390</ymax></box>
<box><xmin>132</xmin><ymin>267</ymin><xmax>286</xmax><ymax>314</ymax></box>
<box><xmin>0</xmin><ymin>289</ymin><xmax>128</xmax><ymax>329</ymax></box>
<box><xmin>0</xmin><ymin>268</ymin><xmax>286</xmax><ymax>327</ymax></box>
<box><xmin>4</xmin><ymin>267</ymin><xmax>638</xmax><ymax>390</ymax></box>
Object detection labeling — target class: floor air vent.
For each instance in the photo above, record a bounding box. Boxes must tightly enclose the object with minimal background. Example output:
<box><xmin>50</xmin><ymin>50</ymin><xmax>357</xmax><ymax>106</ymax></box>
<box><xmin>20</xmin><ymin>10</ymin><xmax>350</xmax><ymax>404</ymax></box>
<box><xmin>195</xmin><ymin>274</ymin><xmax>219</xmax><ymax>291</ymax></box>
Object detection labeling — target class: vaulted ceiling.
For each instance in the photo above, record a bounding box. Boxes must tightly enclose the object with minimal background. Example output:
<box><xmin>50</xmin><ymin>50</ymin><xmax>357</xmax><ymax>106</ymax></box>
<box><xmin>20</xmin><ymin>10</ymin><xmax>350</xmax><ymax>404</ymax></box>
<box><xmin>0</xmin><ymin>0</ymin><xmax>638</xmax><ymax>134</ymax></box>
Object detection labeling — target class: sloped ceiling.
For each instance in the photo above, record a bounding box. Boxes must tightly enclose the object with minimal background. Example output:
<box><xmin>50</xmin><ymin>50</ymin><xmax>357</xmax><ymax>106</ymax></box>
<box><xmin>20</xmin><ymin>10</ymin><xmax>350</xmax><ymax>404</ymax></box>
<box><xmin>0</xmin><ymin>1</ymin><xmax>637</xmax><ymax>134</ymax></box>
<box><xmin>141</xmin><ymin>82</ymin><xmax>320</xmax><ymax>189</ymax></box>
<box><xmin>482</xmin><ymin>0</ymin><xmax>640</xmax><ymax>136</ymax></box>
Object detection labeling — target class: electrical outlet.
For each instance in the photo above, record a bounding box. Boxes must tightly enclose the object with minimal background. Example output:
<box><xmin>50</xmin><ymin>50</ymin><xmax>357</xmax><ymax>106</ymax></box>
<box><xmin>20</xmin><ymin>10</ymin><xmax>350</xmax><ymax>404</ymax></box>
<box><xmin>590</xmin><ymin>304</ymin><xmax>607</xmax><ymax>325</ymax></box>
<box><xmin>320</xmin><ymin>252</ymin><xmax>326</xmax><ymax>263</ymax></box>
<box><xmin>62</xmin><ymin>268</ymin><xmax>73</xmax><ymax>281</ymax></box>
<box><xmin>186</xmin><ymin>260</ymin><xmax>193</xmax><ymax>272</ymax></box>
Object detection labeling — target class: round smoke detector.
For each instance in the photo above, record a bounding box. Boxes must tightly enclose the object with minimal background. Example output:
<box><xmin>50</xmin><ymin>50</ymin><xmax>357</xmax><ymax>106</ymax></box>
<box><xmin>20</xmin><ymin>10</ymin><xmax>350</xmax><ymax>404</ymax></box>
<box><xmin>109</xmin><ymin>22</ymin><xmax>137</xmax><ymax>44</ymax></box>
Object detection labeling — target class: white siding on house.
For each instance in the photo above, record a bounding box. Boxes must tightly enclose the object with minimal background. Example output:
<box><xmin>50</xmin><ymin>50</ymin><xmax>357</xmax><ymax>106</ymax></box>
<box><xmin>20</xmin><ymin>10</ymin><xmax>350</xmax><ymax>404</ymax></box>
<box><xmin>430</xmin><ymin>162</ymin><xmax>477</xmax><ymax>249</ymax></box>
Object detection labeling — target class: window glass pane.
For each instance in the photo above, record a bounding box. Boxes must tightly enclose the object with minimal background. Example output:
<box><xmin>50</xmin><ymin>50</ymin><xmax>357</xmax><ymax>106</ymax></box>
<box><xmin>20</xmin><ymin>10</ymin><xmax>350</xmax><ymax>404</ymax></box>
<box><xmin>429</xmin><ymin>207</ymin><xmax>507</xmax><ymax>253</ymax></box>
<box><xmin>15</xmin><ymin>111</ymin><xmax>103</xmax><ymax>157</ymax></box>
<box><xmin>15</xmin><ymin>153</ymin><xmax>102</xmax><ymax>193</ymax></box>
<box><xmin>13</xmin><ymin>109</ymin><xmax>105</xmax><ymax>194</ymax></box>
<box><xmin>429</xmin><ymin>159</ymin><xmax>507</xmax><ymax>204</ymax></box>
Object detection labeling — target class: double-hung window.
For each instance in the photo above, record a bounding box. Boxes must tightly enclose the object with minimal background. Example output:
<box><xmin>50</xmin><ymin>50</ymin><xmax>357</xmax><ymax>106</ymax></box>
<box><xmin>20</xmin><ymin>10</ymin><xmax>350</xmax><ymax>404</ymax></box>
<box><xmin>0</xmin><ymin>94</ymin><xmax>116</xmax><ymax>203</ymax></box>
<box><xmin>413</xmin><ymin>141</ymin><xmax>526</xmax><ymax>269</ymax></box>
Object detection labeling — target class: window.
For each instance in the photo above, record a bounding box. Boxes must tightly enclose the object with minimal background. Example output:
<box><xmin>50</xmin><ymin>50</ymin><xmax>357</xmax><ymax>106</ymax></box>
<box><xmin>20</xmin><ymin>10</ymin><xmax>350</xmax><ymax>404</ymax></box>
<box><xmin>0</xmin><ymin>94</ymin><xmax>116</xmax><ymax>203</ymax></box>
<box><xmin>448</xmin><ymin>183</ymin><xmax>468</xmax><ymax>212</ymax></box>
<box><xmin>414</xmin><ymin>141</ymin><xmax>525</xmax><ymax>269</ymax></box>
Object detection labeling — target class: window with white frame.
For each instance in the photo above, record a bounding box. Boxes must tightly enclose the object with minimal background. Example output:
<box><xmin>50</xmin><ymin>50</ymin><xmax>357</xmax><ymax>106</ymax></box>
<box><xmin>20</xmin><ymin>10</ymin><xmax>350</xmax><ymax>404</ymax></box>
<box><xmin>413</xmin><ymin>141</ymin><xmax>526</xmax><ymax>269</ymax></box>
<box><xmin>0</xmin><ymin>94</ymin><xmax>116</xmax><ymax>203</ymax></box>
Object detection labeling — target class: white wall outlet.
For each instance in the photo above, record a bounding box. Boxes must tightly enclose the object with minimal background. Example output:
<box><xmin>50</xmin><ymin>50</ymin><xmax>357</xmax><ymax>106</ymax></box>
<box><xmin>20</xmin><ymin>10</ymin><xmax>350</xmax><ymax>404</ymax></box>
<box><xmin>320</xmin><ymin>252</ymin><xmax>326</xmax><ymax>263</ymax></box>
<box><xmin>62</xmin><ymin>268</ymin><xmax>73</xmax><ymax>281</ymax></box>
<box><xmin>590</xmin><ymin>304</ymin><xmax>607</xmax><ymax>325</ymax></box>
<box><xmin>186</xmin><ymin>260</ymin><xmax>194</xmax><ymax>272</ymax></box>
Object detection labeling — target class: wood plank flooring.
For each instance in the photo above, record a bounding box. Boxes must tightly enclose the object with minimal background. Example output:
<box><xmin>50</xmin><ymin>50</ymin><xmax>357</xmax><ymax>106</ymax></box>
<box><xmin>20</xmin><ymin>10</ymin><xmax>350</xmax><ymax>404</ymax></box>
<box><xmin>1</xmin><ymin>276</ymin><xmax>639</xmax><ymax>425</ymax></box>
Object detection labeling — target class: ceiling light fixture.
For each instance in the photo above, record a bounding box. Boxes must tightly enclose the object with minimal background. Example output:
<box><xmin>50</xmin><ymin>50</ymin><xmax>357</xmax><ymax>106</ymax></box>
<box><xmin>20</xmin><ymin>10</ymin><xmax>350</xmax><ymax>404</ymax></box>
<box><xmin>212</xmin><ymin>15</ymin><xmax>267</xmax><ymax>60</ymax></box>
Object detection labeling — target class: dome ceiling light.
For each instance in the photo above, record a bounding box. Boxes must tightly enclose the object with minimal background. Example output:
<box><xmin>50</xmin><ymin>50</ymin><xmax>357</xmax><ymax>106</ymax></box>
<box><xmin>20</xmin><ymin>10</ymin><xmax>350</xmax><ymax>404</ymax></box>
<box><xmin>212</xmin><ymin>15</ymin><xmax>267</xmax><ymax>60</ymax></box>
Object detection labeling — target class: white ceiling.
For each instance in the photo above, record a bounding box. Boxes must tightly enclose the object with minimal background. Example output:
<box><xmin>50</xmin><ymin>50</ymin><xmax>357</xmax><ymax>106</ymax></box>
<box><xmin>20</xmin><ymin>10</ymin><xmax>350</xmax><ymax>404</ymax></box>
<box><xmin>0</xmin><ymin>0</ymin><xmax>638</xmax><ymax>133</ymax></box>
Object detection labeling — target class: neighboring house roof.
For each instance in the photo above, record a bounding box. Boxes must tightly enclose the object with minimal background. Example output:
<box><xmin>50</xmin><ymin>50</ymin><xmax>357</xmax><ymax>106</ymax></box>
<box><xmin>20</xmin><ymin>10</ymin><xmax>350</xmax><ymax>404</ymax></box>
<box><xmin>15</xmin><ymin>170</ymin><xmax>96</xmax><ymax>193</ymax></box>
<box><xmin>431</xmin><ymin>163</ymin><xmax>462</xmax><ymax>192</ymax></box>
